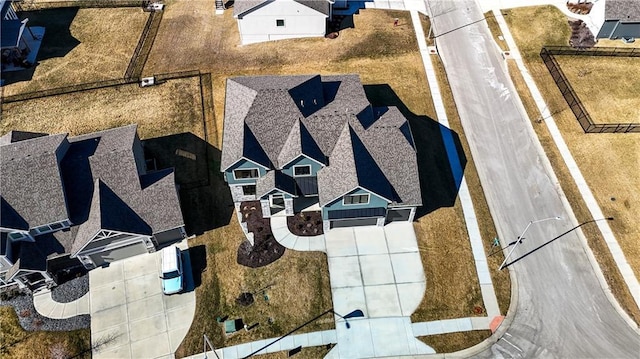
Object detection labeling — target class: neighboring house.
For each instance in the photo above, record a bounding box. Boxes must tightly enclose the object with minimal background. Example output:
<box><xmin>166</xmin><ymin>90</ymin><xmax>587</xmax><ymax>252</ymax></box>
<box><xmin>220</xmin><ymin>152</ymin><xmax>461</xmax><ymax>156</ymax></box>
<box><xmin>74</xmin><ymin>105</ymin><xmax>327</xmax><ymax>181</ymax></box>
<box><xmin>234</xmin><ymin>0</ymin><xmax>332</xmax><ymax>45</ymax></box>
<box><xmin>1</xmin><ymin>0</ymin><xmax>45</xmax><ymax>72</ymax></box>
<box><xmin>0</xmin><ymin>125</ymin><xmax>186</xmax><ymax>289</ymax></box>
<box><xmin>597</xmin><ymin>0</ymin><xmax>640</xmax><ymax>39</ymax></box>
<box><xmin>221</xmin><ymin>74</ymin><xmax>422</xmax><ymax>231</ymax></box>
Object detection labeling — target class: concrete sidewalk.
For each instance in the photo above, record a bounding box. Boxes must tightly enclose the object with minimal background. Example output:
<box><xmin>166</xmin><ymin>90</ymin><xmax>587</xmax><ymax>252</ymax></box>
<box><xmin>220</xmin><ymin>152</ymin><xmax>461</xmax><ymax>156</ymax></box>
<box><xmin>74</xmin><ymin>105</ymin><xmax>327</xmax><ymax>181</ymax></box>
<box><xmin>410</xmin><ymin>9</ymin><xmax>501</xmax><ymax>319</ymax></box>
<box><xmin>33</xmin><ymin>288</ymin><xmax>90</xmax><ymax>319</ymax></box>
<box><xmin>270</xmin><ymin>216</ymin><xmax>326</xmax><ymax>252</ymax></box>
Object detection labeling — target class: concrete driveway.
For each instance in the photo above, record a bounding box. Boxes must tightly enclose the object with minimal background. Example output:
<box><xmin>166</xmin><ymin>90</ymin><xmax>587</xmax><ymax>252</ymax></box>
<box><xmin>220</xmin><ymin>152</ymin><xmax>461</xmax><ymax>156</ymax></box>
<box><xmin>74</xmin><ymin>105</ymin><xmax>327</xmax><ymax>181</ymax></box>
<box><xmin>325</xmin><ymin>222</ymin><xmax>434</xmax><ymax>358</ymax></box>
<box><xmin>89</xmin><ymin>241</ymin><xmax>196</xmax><ymax>359</ymax></box>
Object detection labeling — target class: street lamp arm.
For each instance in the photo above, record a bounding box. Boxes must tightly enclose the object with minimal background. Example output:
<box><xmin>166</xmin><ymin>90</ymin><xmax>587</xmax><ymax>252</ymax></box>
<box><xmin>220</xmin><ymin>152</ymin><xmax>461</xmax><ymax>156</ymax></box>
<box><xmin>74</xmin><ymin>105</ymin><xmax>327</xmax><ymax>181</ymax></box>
<box><xmin>499</xmin><ymin>216</ymin><xmax>562</xmax><ymax>270</ymax></box>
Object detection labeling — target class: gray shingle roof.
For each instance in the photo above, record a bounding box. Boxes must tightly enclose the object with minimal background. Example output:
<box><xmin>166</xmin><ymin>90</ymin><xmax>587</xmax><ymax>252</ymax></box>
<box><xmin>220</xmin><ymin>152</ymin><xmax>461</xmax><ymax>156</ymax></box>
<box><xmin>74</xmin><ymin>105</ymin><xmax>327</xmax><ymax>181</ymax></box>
<box><xmin>0</xmin><ymin>130</ymin><xmax>47</xmax><ymax>146</ymax></box>
<box><xmin>233</xmin><ymin>0</ymin><xmax>330</xmax><ymax>17</ymax></box>
<box><xmin>256</xmin><ymin>170</ymin><xmax>297</xmax><ymax>198</ymax></box>
<box><xmin>68</xmin><ymin>126</ymin><xmax>184</xmax><ymax>254</ymax></box>
<box><xmin>605</xmin><ymin>0</ymin><xmax>640</xmax><ymax>21</ymax></box>
<box><xmin>0</xmin><ymin>133</ymin><xmax>70</xmax><ymax>230</ymax></box>
<box><xmin>222</xmin><ymin>74</ymin><xmax>422</xmax><ymax>208</ymax></box>
<box><xmin>6</xmin><ymin>240</ymin><xmax>48</xmax><ymax>280</ymax></box>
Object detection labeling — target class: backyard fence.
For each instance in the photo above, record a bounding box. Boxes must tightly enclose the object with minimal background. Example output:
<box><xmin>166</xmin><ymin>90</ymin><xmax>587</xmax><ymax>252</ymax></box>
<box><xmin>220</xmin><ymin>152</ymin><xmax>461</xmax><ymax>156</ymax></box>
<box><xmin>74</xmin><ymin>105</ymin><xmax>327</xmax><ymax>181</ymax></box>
<box><xmin>540</xmin><ymin>46</ymin><xmax>640</xmax><ymax>133</ymax></box>
<box><xmin>13</xmin><ymin>0</ymin><xmax>146</xmax><ymax>10</ymax></box>
<box><xmin>125</xmin><ymin>10</ymin><xmax>164</xmax><ymax>79</ymax></box>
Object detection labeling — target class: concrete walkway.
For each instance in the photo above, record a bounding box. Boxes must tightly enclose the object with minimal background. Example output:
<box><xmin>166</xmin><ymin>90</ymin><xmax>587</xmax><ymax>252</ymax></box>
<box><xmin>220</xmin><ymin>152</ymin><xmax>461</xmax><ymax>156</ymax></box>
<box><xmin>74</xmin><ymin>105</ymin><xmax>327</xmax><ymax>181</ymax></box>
<box><xmin>33</xmin><ymin>288</ymin><xmax>90</xmax><ymax>319</ymax></box>
<box><xmin>490</xmin><ymin>5</ymin><xmax>640</xmax><ymax>314</ymax></box>
<box><xmin>410</xmin><ymin>9</ymin><xmax>501</xmax><ymax>319</ymax></box>
<box><xmin>270</xmin><ymin>216</ymin><xmax>326</xmax><ymax>252</ymax></box>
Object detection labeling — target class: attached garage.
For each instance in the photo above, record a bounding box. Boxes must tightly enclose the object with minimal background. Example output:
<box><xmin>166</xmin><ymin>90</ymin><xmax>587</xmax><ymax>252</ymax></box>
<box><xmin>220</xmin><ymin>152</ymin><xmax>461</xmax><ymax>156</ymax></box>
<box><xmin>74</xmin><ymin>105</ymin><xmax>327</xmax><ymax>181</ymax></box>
<box><xmin>386</xmin><ymin>208</ymin><xmax>412</xmax><ymax>222</ymax></box>
<box><xmin>327</xmin><ymin>208</ymin><xmax>386</xmax><ymax>229</ymax></box>
<box><xmin>88</xmin><ymin>241</ymin><xmax>149</xmax><ymax>267</ymax></box>
<box><xmin>330</xmin><ymin>217</ymin><xmax>378</xmax><ymax>229</ymax></box>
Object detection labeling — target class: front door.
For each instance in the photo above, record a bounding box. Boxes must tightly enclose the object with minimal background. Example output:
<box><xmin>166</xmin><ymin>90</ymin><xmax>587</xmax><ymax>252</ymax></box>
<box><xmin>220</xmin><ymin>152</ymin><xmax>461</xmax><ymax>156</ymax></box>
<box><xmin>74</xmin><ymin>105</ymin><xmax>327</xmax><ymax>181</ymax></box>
<box><xmin>270</xmin><ymin>194</ymin><xmax>285</xmax><ymax>208</ymax></box>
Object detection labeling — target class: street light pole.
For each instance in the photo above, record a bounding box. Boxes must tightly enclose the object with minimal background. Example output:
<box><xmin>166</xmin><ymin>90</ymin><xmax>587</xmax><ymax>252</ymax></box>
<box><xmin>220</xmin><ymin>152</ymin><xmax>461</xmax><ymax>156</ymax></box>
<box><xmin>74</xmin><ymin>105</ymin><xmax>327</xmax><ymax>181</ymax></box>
<box><xmin>499</xmin><ymin>216</ymin><xmax>561</xmax><ymax>270</ymax></box>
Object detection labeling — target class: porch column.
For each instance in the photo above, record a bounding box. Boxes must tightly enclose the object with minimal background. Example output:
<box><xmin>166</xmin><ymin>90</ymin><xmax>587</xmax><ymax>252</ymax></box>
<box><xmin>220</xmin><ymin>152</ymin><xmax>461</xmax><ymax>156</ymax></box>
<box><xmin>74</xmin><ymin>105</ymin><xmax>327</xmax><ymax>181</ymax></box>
<box><xmin>376</xmin><ymin>217</ymin><xmax>385</xmax><ymax>227</ymax></box>
<box><xmin>284</xmin><ymin>198</ymin><xmax>294</xmax><ymax>216</ymax></box>
<box><xmin>408</xmin><ymin>207</ymin><xmax>417</xmax><ymax>222</ymax></box>
<box><xmin>260</xmin><ymin>199</ymin><xmax>271</xmax><ymax>218</ymax></box>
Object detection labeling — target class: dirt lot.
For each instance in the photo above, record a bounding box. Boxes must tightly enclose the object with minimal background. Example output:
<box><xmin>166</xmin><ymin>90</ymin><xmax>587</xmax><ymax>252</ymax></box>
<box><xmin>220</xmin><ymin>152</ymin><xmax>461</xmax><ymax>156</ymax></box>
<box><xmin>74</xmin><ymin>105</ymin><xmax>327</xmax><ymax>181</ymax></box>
<box><xmin>503</xmin><ymin>5</ymin><xmax>640</xmax><ymax>324</ymax></box>
<box><xmin>1</xmin><ymin>76</ymin><xmax>204</xmax><ymax>139</ymax></box>
<box><xmin>1</xmin><ymin>7</ymin><xmax>147</xmax><ymax>96</ymax></box>
<box><xmin>554</xmin><ymin>56</ymin><xmax>640</xmax><ymax>124</ymax></box>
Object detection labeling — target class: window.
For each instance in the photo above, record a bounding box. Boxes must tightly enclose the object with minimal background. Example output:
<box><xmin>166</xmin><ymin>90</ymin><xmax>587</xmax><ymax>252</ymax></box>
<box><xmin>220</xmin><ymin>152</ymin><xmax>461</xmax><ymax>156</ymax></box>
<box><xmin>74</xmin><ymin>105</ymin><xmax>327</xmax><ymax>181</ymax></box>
<box><xmin>242</xmin><ymin>185</ymin><xmax>256</xmax><ymax>196</ymax></box>
<box><xmin>50</xmin><ymin>223</ymin><xmax>64</xmax><ymax>230</ymax></box>
<box><xmin>276</xmin><ymin>19</ymin><xmax>285</xmax><ymax>27</ymax></box>
<box><xmin>293</xmin><ymin>165</ymin><xmax>312</xmax><ymax>177</ymax></box>
<box><xmin>234</xmin><ymin>168</ymin><xmax>259</xmax><ymax>180</ymax></box>
<box><xmin>343</xmin><ymin>194</ymin><xmax>369</xmax><ymax>205</ymax></box>
<box><xmin>271</xmin><ymin>194</ymin><xmax>285</xmax><ymax>208</ymax></box>
<box><xmin>35</xmin><ymin>225</ymin><xmax>51</xmax><ymax>234</ymax></box>
<box><xmin>8</xmin><ymin>232</ymin><xmax>26</xmax><ymax>240</ymax></box>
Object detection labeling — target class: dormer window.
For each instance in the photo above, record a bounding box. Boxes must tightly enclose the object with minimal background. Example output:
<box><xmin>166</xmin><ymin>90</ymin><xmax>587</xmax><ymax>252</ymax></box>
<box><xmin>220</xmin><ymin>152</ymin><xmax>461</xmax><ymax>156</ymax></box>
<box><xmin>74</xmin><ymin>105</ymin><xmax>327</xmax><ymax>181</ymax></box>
<box><xmin>234</xmin><ymin>168</ymin><xmax>259</xmax><ymax>179</ymax></box>
<box><xmin>293</xmin><ymin>165</ymin><xmax>312</xmax><ymax>177</ymax></box>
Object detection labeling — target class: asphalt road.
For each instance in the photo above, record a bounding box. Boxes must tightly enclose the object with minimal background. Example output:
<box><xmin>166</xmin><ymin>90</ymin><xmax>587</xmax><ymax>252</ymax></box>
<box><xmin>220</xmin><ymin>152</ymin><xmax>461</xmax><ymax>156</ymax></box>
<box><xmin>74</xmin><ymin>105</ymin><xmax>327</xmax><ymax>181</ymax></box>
<box><xmin>427</xmin><ymin>0</ymin><xmax>640</xmax><ymax>357</ymax></box>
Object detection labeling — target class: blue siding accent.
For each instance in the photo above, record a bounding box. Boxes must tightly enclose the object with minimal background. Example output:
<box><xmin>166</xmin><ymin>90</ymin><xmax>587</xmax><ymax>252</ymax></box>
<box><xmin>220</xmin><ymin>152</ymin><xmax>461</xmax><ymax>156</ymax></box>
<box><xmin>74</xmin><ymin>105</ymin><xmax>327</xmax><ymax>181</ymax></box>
<box><xmin>281</xmin><ymin>155</ymin><xmax>324</xmax><ymax>177</ymax></box>
<box><xmin>225</xmin><ymin>159</ymin><xmax>268</xmax><ymax>185</ymax></box>
<box><xmin>322</xmin><ymin>188</ymin><xmax>389</xmax><ymax>220</ymax></box>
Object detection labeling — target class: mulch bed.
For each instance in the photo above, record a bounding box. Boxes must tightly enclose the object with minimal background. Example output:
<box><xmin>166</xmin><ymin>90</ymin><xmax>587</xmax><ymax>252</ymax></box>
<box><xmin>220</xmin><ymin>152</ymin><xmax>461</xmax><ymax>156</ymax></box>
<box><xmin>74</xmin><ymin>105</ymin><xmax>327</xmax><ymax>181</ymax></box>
<box><xmin>569</xmin><ymin>19</ymin><xmax>596</xmax><ymax>48</ymax></box>
<box><xmin>567</xmin><ymin>2</ymin><xmax>593</xmax><ymax>15</ymax></box>
<box><xmin>237</xmin><ymin>201</ymin><xmax>285</xmax><ymax>268</ymax></box>
<box><xmin>287</xmin><ymin>211</ymin><xmax>324</xmax><ymax>236</ymax></box>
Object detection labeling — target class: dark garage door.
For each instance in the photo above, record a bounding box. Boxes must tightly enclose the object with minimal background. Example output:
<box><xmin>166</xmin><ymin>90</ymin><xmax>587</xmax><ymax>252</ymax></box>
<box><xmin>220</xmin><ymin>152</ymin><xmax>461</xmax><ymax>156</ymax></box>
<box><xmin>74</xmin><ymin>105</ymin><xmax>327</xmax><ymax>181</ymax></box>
<box><xmin>330</xmin><ymin>217</ymin><xmax>378</xmax><ymax>229</ymax></box>
<box><xmin>386</xmin><ymin>209</ymin><xmax>411</xmax><ymax>222</ymax></box>
<box><xmin>89</xmin><ymin>241</ymin><xmax>148</xmax><ymax>267</ymax></box>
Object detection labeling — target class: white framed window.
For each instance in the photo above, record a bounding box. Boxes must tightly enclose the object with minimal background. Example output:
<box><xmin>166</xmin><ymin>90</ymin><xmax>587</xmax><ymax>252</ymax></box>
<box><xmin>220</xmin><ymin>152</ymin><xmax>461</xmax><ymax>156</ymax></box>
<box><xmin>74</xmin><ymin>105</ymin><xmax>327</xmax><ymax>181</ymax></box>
<box><xmin>293</xmin><ymin>165</ymin><xmax>312</xmax><ymax>177</ymax></box>
<box><xmin>242</xmin><ymin>185</ymin><xmax>256</xmax><ymax>195</ymax></box>
<box><xmin>343</xmin><ymin>194</ymin><xmax>369</xmax><ymax>205</ymax></box>
<box><xmin>276</xmin><ymin>19</ymin><xmax>285</xmax><ymax>27</ymax></box>
<box><xmin>8</xmin><ymin>232</ymin><xmax>27</xmax><ymax>240</ymax></box>
<box><xmin>233</xmin><ymin>168</ymin><xmax>259</xmax><ymax>180</ymax></box>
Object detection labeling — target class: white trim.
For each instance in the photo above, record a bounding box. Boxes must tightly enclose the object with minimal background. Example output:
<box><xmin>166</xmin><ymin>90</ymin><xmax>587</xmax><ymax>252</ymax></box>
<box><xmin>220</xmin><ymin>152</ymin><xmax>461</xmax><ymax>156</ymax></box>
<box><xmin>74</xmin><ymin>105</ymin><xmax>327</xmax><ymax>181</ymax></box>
<box><xmin>77</xmin><ymin>235</ymin><xmax>150</xmax><ymax>257</ymax></box>
<box><xmin>342</xmin><ymin>193</ymin><xmax>370</xmax><ymax>206</ymax></box>
<box><xmin>223</xmin><ymin>157</ymin><xmax>269</xmax><ymax>172</ymax></box>
<box><xmin>293</xmin><ymin>164</ymin><xmax>312</xmax><ymax>177</ymax></box>
<box><xmin>324</xmin><ymin>186</ymin><xmax>392</xmax><ymax>207</ymax></box>
<box><xmin>233</xmin><ymin>167</ymin><xmax>260</xmax><ymax>180</ymax></box>
<box><xmin>281</xmin><ymin>153</ymin><xmax>325</xmax><ymax>169</ymax></box>
<box><xmin>270</xmin><ymin>194</ymin><xmax>285</xmax><ymax>208</ymax></box>
<box><xmin>71</xmin><ymin>229</ymin><xmax>153</xmax><ymax>257</ymax></box>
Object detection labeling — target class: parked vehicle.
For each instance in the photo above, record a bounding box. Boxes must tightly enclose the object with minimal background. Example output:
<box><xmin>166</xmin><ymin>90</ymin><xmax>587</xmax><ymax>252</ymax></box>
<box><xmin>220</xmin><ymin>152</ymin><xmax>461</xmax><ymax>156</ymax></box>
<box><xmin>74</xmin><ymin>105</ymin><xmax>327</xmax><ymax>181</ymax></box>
<box><xmin>161</xmin><ymin>246</ymin><xmax>183</xmax><ymax>295</ymax></box>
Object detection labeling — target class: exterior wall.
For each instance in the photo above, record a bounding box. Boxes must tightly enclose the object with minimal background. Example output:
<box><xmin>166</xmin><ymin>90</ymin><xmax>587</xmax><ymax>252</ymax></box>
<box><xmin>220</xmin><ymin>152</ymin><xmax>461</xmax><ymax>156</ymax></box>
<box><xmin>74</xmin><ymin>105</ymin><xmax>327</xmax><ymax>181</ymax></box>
<box><xmin>259</xmin><ymin>189</ymin><xmax>294</xmax><ymax>217</ymax></box>
<box><xmin>280</xmin><ymin>155</ymin><xmax>323</xmax><ymax>177</ymax></box>
<box><xmin>237</xmin><ymin>0</ymin><xmax>327</xmax><ymax>45</ymax></box>
<box><xmin>224</xmin><ymin>159</ymin><xmax>268</xmax><ymax>185</ymax></box>
<box><xmin>322</xmin><ymin>188</ymin><xmax>389</xmax><ymax>220</ymax></box>
<box><xmin>230</xmin><ymin>184</ymin><xmax>258</xmax><ymax>203</ymax></box>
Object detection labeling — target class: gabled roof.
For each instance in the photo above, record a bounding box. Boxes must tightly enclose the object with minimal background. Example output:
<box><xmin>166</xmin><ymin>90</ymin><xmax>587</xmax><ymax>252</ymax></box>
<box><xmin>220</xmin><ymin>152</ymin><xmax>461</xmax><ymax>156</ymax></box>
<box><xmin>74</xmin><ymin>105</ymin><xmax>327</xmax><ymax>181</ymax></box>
<box><xmin>6</xmin><ymin>241</ymin><xmax>47</xmax><ymax>280</ymax></box>
<box><xmin>256</xmin><ymin>170</ymin><xmax>297</xmax><ymax>198</ymax></box>
<box><xmin>222</xmin><ymin>74</ymin><xmax>422</xmax><ymax>208</ymax></box>
<box><xmin>277</xmin><ymin>119</ymin><xmax>325</xmax><ymax>167</ymax></box>
<box><xmin>0</xmin><ymin>133</ymin><xmax>70</xmax><ymax>230</ymax></box>
<box><xmin>605</xmin><ymin>0</ymin><xmax>640</xmax><ymax>21</ymax></box>
<box><xmin>233</xmin><ymin>0</ymin><xmax>330</xmax><ymax>17</ymax></box>
<box><xmin>0</xmin><ymin>130</ymin><xmax>47</xmax><ymax>146</ymax></box>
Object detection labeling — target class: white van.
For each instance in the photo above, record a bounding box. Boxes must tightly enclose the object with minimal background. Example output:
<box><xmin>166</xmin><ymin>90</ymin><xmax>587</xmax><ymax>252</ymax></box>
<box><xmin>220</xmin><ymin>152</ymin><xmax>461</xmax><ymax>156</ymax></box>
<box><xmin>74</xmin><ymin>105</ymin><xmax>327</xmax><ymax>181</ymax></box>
<box><xmin>161</xmin><ymin>246</ymin><xmax>183</xmax><ymax>295</ymax></box>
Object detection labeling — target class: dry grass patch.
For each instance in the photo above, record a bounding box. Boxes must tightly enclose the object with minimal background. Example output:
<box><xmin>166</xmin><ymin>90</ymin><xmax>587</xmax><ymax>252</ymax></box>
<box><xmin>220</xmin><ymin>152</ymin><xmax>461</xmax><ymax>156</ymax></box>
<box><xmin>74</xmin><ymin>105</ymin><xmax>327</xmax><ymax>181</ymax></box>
<box><xmin>484</xmin><ymin>11</ymin><xmax>509</xmax><ymax>51</ymax></box>
<box><xmin>418</xmin><ymin>330</ymin><xmax>492</xmax><ymax>353</ymax></box>
<box><xmin>175</xmin><ymin>221</ymin><xmax>332</xmax><ymax>358</ymax></box>
<box><xmin>1</xmin><ymin>7</ymin><xmax>147</xmax><ymax>96</ymax></box>
<box><xmin>0</xmin><ymin>307</ymin><xmax>91</xmax><ymax>359</ymax></box>
<box><xmin>504</xmin><ymin>4</ymin><xmax>640</xmax><ymax>324</ymax></box>
<box><xmin>553</xmin><ymin>56</ymin><xmax>640</xmax><ymax>124</ymax></box>
<box><xmin>1</xmin><ymin>77</ymin><xmax>204</xmax><ymax>139</ymax></box>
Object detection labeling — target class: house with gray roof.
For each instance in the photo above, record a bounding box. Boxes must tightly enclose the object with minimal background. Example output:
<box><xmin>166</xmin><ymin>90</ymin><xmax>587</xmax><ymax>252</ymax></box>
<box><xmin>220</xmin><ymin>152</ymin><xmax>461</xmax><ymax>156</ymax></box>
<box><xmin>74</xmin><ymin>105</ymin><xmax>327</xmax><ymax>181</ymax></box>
<box><xmin>597</xmin><ymin>0</ymin><xmax>640</xmax><ymax>39</ymax></box>
<box><xmin>0</xmin><ymin>125</ymin><xmax>185</xmax><ymax>289</ymax></box>
<box><xmin>233</xmin><ymin>0</ymin><xmax>332</xmax><ymax>45</ymax></box>
<box><xmin>221</xmin><ymin>74</ymin><xmax>422</xmax><ymax>231</ymax></box>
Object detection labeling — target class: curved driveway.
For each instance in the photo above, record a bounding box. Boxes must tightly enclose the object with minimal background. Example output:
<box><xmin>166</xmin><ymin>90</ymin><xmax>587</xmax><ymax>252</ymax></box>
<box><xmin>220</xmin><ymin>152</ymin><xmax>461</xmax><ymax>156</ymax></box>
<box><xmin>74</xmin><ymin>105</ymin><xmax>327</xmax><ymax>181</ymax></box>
<box><xmin>427</xmin><ymin>0</ymin><xmax>640</xmax><ymax>357</ymax></box>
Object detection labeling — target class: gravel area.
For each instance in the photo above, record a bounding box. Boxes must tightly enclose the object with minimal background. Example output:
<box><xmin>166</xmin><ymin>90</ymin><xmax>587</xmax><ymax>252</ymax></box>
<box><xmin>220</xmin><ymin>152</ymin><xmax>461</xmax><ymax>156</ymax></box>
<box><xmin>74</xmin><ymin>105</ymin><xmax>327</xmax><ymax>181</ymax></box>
<box><xmin>51</xmin><ymin>274</ymin><xmax>89</xmax><ymax>303</ymax></box>
<box><xmin>0</xmin><ymin>289</ymin><xmax>90</xmax><ymax>331</ymax></box>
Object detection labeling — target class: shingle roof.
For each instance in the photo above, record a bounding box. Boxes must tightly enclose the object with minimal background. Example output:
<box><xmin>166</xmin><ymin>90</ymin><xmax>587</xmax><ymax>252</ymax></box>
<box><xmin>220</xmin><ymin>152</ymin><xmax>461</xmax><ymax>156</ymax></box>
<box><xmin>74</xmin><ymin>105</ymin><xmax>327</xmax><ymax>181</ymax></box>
<box><xmin>0</xmin><ymin>133</ymin><xmax>70</xmax><ymax>230</ymax></box>
<box><xmin>0</xmin><ymin>130</ymin><xmax>47</xmax><ymax>146</ymax></box>
<box><xmin>605</xmin><ymin>0</ymin><xmax>640</xmax><ymax>21</ymax></box>
<box><xmin>233</xmin><ymin>0</ymin><xmax>330</xmax><ymax>17</ymax></box>
<box><xmin>222</xmin><ymin>74</ymin><xmax>422</xmax><ymax>207</ymax></box>
<box><xmin>6</xmin><ymin>240</ymin><xmax>48</xmax><ymax>280</ymax></box>
<box><xmin>256</xmin><ymin>170</ymin><xmax>297</xmax><ymax>198</ymax></box>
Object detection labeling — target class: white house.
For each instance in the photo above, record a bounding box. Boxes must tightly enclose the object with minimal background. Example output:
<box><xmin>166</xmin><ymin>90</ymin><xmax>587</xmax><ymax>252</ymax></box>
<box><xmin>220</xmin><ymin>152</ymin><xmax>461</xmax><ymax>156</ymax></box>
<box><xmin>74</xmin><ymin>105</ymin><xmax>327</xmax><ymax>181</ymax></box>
<box><xmin>233</xmin><ymin>0</ymin><xmax>332</xmax><ymax>45</ymax></box>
